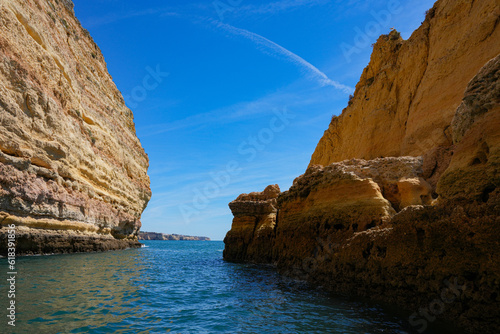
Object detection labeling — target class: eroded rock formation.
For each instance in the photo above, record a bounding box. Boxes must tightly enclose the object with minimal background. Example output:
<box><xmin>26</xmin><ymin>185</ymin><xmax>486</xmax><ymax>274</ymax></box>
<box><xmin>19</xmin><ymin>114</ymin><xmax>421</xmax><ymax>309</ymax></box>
<box><xmin>223</xmin><ymin>184</ymin><xmax>280</xmax><ymax>263</ymax></box>
<box><xmin>224</xmin><ymin>0</ymin><xmax>500</xmax><ymax>332</ymax></box>
<box><xmin>310</xmin><ymin>0</ymin><xmax>499</xmax><ymax>166</ymax></box>
<box><xmin>0</xmin><ymin>0</ymin><xmax>151</xmax><ymax>254</ymax></box>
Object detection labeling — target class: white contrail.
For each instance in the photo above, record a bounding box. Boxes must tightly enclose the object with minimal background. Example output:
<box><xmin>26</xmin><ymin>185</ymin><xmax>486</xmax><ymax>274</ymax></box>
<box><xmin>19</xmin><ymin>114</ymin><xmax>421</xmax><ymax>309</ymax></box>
<box><xmin>213</xmin><ymin>21</ymin><xmax>354</xmax><ymax>94</ymax></box>
<box><xmin>240</xmin><ymin>0</ymin><xmax>328</xmax><ymax>15</ymax></box>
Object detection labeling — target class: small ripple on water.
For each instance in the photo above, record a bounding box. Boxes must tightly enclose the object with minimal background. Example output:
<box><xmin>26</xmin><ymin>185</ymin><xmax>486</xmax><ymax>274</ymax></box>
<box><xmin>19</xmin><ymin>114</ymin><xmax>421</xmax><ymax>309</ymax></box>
<box><xmin>0</xmin><ymin>241</ymin><xmax>465</xmax><ymax>333</ymax></box>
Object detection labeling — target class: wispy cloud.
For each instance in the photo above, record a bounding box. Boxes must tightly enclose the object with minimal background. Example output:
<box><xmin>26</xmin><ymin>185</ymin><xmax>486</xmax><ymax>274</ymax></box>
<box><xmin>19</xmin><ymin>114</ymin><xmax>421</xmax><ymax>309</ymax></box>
<box><xmin>79</xmin><ymin>2</ymin><xmax>353</xmax><ymax>95</ymax></box>
<box><xmin>80</xmin><ymin>7</ymin><xmax>179</xmax><ymax>28</ymax></box>
<box><xmin>212</xmin><ymin>21</ymin><xmax>354</xmax><ymax>94</ymax></box>
<box><xmin>237</xmin><ymin>0</ymin><xmax>329</xmax><ymax>15</ymax></box>
<box><xmin>136</xmin><ymin>90</ymin><xmax>280</xmax><ymax>136</ymax></box>
<box><xmin>137</xmin><ymin>79</ymin><xmax>343</xmax><ymax>137</ymax></box>
<box><xmin>142</xmin><ymin>154</ymin><xmax>305</xmax><ymax>223</ymax></box>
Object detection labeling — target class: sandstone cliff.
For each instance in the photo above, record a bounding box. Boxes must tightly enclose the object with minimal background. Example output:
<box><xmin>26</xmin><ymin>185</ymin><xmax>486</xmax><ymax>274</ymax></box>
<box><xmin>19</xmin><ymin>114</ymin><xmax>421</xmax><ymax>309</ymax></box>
<box><xmin>224</xmin><ymin>0</ymin><xmax>500</xmax><ymax>332</ymax></box>
<box><xmin>310</xmin><ymin>0</ymin><xmax>499</xmax><ymax>167</ymax></box>
<box><xmin>224</xmin><ymin>184</ymin><xmax>280</xmax><ymax>263</ymax></box>
<box><xmin>0</xmin><ymin>0</ymin><xmax>151</xmax><ymax>254</ymax></box>
<box><xmin>138</xmin><ymin>232</ymin><xmax>210</xmax><ymax>241</ymax></box>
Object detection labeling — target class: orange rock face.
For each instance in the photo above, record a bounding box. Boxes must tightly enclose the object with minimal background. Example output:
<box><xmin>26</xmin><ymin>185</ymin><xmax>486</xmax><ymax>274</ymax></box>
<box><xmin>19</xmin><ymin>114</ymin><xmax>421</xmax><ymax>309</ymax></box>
<box><xmin>224</xmin><ymin>0</ymin><xmax>500</xmax><ymax>332</ymax></box>
<box><xmin>310</xmin><ymin>0</ymin><xmax>500</xmax><ymax>166</ymax></box>
<box><xmin>0</xmin><ymin>0</ymin><xmax>151</xmax><ymax>254</ymax></box>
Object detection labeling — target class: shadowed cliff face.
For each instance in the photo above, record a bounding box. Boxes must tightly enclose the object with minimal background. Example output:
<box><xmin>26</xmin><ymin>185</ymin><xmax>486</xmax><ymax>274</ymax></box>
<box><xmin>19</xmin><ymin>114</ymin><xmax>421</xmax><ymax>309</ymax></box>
<box><xmin>224</xmin><ymin>0</ymin><xmax>500</xmax><ymax>332</ymax></box>
<box><xmin>0</xmin><ymin>0</ymin><xmax>151</xmax><ymax>254</ymax></box>
<box><xmin>223</xmin><ymin>185</ymin><xmax>280</xmax><ymax>263</ymax></box>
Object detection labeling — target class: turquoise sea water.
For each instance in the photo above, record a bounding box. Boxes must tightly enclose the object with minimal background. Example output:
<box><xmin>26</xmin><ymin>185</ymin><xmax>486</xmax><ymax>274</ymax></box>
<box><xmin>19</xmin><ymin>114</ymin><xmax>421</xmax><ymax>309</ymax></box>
<box><xmin>0</xmin><ymin>241</ymin><xmax>460</xmax><ymax>333</ymax></box>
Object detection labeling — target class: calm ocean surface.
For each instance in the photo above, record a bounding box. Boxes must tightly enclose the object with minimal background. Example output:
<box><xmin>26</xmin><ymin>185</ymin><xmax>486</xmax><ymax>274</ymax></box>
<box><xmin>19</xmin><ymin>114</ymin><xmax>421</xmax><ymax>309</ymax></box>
<box><xmin>0</xmin><ymin>241</ymin><xmax>460</xmax><ymax>333</ymax></box>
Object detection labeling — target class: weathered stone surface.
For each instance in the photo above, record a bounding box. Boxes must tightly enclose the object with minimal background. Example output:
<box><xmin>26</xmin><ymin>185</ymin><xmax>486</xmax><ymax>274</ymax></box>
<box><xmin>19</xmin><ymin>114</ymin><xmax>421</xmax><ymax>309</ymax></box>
<box><xmin>229</xmin><ymin>184</ymin><xmax>280</xmax><ymax>215</ymax></box>
<box><xmin>224</xmin><ymin>157</ymin><xmax>432</xmax><ymax>265</ymax></box>
<box><xmin>437</xmin><ymin>54</ymin><xmax>500</xmax><ymax>204</ymax></box>
<box><xmin>0</xmin><ymin>225</ymin><xmax>142</xmax><ymax>256</ymax></box>
<box><xmin>223</xmin><ymin>1</ymin><xmax>500</xmax><ymax>332</ymax></box>
<box><xmin>421</xmin><ymin>145</ymin><xmax>454</xmax><ymax>190</ymax></box>
<box><xmin>451</xmin><ymin>55</ymin><xmax>500</xmax><ymax>144</ymax></box>
<box><xmin>223</xmin><ymin>185</ymin><xmax>279</xmax><ymax>262</ymax></box>
<box><xmin>310</xmin><ymin>0</ymin><xmax>500</xmax><ymax>166</ymax></box>
<box><xmin>397</xmin><ymin>177</ymin><xmax>432</xmax><ymax>209</ymax></box>
<box><xmin>326</xmin><ymin>157</ymin><xmax>432</xmax><ymax>210</ymax></box>
<box><xmin>272</xmin><ymin>164</ymin><xmax>396</xmax><ymax>270</ymax></box>
<box><xmin>0</xmin><ymin>0</ymin><xmax>151</xmax><ymax>254</ymax></box>
<box><xmin>304</xmin><ymin>201</ymin><xmax>500</xmax><ymax>334</ymax></box>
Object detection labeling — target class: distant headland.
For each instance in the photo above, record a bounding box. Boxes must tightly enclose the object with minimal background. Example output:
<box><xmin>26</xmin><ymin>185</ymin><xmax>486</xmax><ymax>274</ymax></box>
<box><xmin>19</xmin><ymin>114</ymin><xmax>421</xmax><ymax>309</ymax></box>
<box><xmin>138</xmin><ymin>232</ymin><xmax>210</xmax><ymax>241</ymax></box>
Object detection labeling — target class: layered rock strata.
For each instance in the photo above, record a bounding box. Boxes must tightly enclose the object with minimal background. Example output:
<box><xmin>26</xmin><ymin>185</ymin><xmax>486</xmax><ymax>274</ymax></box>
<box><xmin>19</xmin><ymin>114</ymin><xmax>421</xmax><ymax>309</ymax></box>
<box><xmin>224</xmin><ymin>157</ymin><xmax>435</xmax><ymax>266</ymax></box>
<box><xmin>224</xmin><ymin>0</ymin><xmax>500</xmax><ymax>332</ymax></box>
<box><xmin>0</xmin><ymin>0</ymin><xmax>151</xmax><ymax>255</ymax></box>
<box><xmin>223</xmin><ymin>184</ymin><xmax>280</xmax><ymax>263</ymax></box>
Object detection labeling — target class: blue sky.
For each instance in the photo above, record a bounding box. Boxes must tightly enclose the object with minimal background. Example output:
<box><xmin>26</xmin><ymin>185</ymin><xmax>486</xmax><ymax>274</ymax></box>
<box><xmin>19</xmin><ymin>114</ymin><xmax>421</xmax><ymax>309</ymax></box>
<box><xmin>72</xmin><ymin>0</ymin><xmax>436</xmax><ymax>240</ymax></box>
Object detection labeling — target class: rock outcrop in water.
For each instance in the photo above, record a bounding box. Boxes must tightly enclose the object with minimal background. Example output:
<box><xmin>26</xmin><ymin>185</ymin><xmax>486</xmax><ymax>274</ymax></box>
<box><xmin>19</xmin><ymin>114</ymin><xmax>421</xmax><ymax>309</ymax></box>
<box><xmin>138</xmin><ymin>232</ymin><xmax>210</xmax><ymax>241</ymax></box>
<box><xmin>0</xmin><ymin>0</ymin><xmax>151</xmax><ymax>255</ymax></box>
<box><xmin>223</xmin><ymin>184</ymin><xmax>280</xmax><ymax>263</ymax></box>
<box><xmin>224</xmin><ymin>0</ymin><xmax>500</xmax><ymax>333</ymax></box>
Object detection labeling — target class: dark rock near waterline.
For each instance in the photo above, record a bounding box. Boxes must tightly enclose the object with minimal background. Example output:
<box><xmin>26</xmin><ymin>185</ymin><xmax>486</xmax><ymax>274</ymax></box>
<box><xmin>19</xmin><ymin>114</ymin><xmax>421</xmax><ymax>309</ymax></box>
<box><xmin>0</xmin><ymin>227</ymin><xmax>142</xmax><ymax>256</ymax></box>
